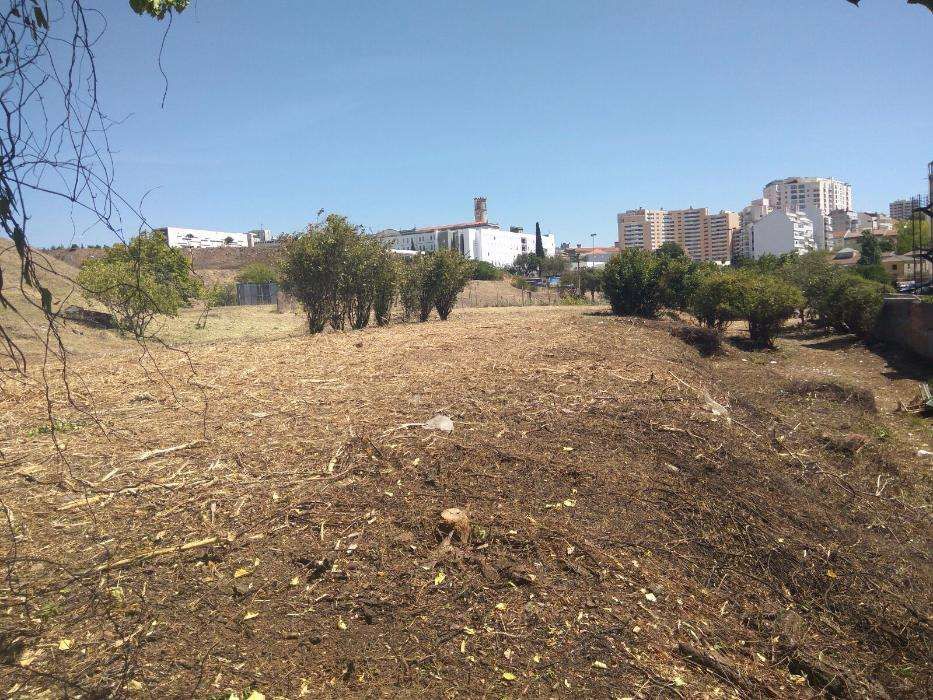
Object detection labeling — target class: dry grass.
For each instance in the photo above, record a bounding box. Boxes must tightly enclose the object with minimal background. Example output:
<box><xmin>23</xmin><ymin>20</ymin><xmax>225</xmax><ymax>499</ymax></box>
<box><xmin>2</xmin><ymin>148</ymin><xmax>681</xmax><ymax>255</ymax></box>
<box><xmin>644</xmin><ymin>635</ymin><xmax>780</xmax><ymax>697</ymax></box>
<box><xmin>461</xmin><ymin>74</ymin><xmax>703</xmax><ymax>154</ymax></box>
<box><xmin>1</xmin><ymin>303</ymin><xmax>930</xmax><ymax>698</ymax></box>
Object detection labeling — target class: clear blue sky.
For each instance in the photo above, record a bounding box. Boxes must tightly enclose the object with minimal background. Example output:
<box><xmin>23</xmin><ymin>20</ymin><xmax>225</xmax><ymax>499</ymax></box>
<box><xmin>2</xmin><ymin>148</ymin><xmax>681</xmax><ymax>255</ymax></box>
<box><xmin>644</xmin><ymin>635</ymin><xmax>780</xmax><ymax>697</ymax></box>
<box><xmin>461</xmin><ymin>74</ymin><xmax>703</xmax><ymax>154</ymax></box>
<box><xmin>30</xmin><ymin>0</ymin><xmax>933</xmax><ymax>247</ymax></box>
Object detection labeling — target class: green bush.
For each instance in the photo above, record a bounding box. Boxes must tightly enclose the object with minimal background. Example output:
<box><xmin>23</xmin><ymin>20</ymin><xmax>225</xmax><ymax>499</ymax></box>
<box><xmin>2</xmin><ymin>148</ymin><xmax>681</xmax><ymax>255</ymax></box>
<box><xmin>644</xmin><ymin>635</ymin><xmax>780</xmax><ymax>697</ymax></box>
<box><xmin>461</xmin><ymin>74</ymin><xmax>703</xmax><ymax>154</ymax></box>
<box><xmin>853</xmin><ymin>263</ymin><xmax>894</xmax><ymax>287</ymax></box>
<box><xmin>430</xmin><ymin>250</ymin><xmax>472</xmax><ymax>320</ymax></box>
<box><xmin>602</xmin><ymin>249</ymin><xmax>664</xmax><ymax>317</ymax></box>
<box><xmin>279</xmin><ymin>215</ymin><xmax>397</xmax><ymax>333</ymax></box>
<box><xmin>399</xmin><ymin>261</ymin><xmax>423</xmax><ymax>321</ymax></box>
<box><xmin>820</xmin><ymin>274</ymin><xmax>884</xmax><ymax>338</ymax></box>
<box><xmin>658</xmin><ymin>255</ymin><xmax>703</xmax><ymax>311</ymax></box>
<box><xmin>730</xmin><ymin>273</ymin><xmax>803</xmax><ymax>348</ymax></box>
<box><xmin>689</xmin><ymin>270</ymin><xmax>741</xmax><ymax>330</ymax></box>
<box><xmin>202</xmin><ymin>282</ymin><xmax>236</xmax><ymax>307</ymax></box>
<box><xmin>470</xmin><ymin>260</ymin><xmax>503</xmax><ymax>281</ymax></box>
<box><xmin>77</xmin><ymin>233</ymin><xmax>200</xmax><ymax>336</ymax></box>
<box><xmin>235</xmin><ymin>261</ymin><xmax>278</xmax><ymax>284</ymax></box>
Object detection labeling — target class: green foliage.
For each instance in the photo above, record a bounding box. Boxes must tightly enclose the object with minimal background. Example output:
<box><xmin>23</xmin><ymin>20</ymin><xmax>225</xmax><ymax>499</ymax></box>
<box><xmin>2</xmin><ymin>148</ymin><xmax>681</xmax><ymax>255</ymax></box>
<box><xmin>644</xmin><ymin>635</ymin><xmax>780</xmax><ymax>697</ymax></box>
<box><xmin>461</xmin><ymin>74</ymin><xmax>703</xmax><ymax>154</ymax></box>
<box><xmin>777</xmin><ymin>250</ymin><xmax>836</xmax><ymax>318</ymax></box>
<box><xmin>729</xmin><ymin>273</ymin><xmax>803</xmax><ymax>348</ymax></box>
<box><xmin>279</xmin><ymin>215</ymin><xmax>397</xmax><ymax>333</ymax></box>
<box><xmin>601</xmin><ymin>249</ymin><xmax>664</xmax><ymax>317</ymax></box>
<box><xmin>857</xmin><ymin>230</ymin><xmax>883</xmax><ymax>266</ymax></box>
<box><xmin>853</xmin><ymin>263</ymin><xmax>894</xmax><ymax>286</ymax></box>
<box><xmin>689</xmin><ymin>270</ymin><xmax>741</xmax><ymax>330</ymax></box>
<box><xmin>429</xmin><ymin>250</ymin><xmax>472</xmax><ymax>320</ymax></box>
<box><xmin>654</xmin><ymin>241</ymin><xmax>687</xmax><ymax>260</ymax></box>
<box><xmin>657</xmin><ymin>254</ymin><xmax>703</xmax><ymax>311</ymax></box>
<box><xmin>562</xmin><ymin>267</ymin><xmax>603</xmax><ymax>300</ymax></box>
<box><xmin>129</xmin><ymin>0</ymin><xmax>189</xmax><ymax>19</ymax></box>
<box><xmin>235</xmin><ymin>262</ymin><xmax>278</xmax><ymax>285</ymax></box>
<box><xmin>510</xmin><ymin>253</ymin><xmax>541</xmax><ymax>276</ymax></box>
<box><xmin>470</xmin><ymin>260</ymin><xmax>503</xmax><ymax>281</ymax></box>
<box><xmin>202</xmin><ymin>282</ymin><xmax>236</xmax><ymax>307</ymax></box>
<box><xmin>534</xmin><ymin>223</ymin><xmax>545</xmax><ymax>258</ymax></box>
<box><xmin>399</xmin><ymin>261</ymin><xmax>423</xmax><ymax>321</ymax></box>
<box><xmin>77</xmin><ymin>233</ymin><xmax>200</xmax><ymax>337</ymax></box>
<box><xmin>894</xmin><ymin>218</ymin><xmax>931</xmax><ymax>254</ymax></box>
<box><xmin>539</xmin><ymin>255</ymin><xmax>569</xmax><ymax>277</ymax></box>
<box><xmin>818</xmin><ymin>273</ymin><xmax>884</xmax><ymax>338</ymax></box>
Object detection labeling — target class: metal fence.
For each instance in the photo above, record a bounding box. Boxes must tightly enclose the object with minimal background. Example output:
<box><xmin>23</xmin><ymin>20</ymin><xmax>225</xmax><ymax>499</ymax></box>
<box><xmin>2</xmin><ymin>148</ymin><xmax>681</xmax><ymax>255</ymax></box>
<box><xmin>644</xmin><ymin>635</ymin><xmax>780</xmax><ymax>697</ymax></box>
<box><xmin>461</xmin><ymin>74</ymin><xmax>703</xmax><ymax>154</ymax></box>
<box><xmin>236</xmin><ymin>282</ymin><xmax>279</xmax><ymax>305</ymax></box>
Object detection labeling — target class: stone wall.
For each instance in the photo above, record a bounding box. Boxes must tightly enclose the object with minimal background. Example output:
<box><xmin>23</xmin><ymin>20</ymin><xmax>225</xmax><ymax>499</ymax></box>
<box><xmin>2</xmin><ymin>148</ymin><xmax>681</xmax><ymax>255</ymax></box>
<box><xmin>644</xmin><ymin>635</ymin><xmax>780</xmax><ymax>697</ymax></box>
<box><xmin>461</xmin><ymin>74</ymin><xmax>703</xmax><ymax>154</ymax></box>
<box><xmin>874</xmin><ymin>296</ymin><xmax>933</xmax><ymax>361</ymax></box>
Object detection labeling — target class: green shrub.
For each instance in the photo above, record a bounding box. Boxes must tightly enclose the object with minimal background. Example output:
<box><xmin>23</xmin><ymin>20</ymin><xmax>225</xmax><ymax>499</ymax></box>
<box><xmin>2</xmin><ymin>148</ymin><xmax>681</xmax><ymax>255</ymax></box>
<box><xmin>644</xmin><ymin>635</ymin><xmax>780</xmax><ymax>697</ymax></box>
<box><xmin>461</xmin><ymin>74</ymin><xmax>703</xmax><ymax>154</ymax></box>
<box><xmin>399</xmin><ymin>261</ymin><xmax>423</xmax><ymax>321</ymax></box>
<box><xmin>730</xmin><ymin>273</ymin><xmax>803</xmax><ymax>348</ymax></box>
<box><xmin>77</xmin><ymin>233</ymin><xmax>200</xmax><ymax>337</ymax></box>
<box><xmin>430</xmin><ymin>250</ymin><xmax>472</xmax><ymax>320</ymax></box>
<box><xmin>602</xmin><ymin>249</ymin><xmax>664</xmax><ymax>317</ymax></box>
<box><xmin>689</xmin><ymin>270</ymin><xmax>741</xmax><ymax>330</ymax></box>
<box><xmin>820</xmin><ymin>274</ymin><xmax>884</xmax><ymax>338</ymax></box>
<box><xmin>658</xmin><ymin>255</ymin><xmax>703</xmax><ymax>311</ymax></box>
<box><xmin>470</xmin><ymin>260</ymin><xmax>503</xmax><ymax>281</ymax></box>
<box><xmin>279</xmin><ymin>215</ymin><xmax>397</xmax><ymax>333</ymax></box>
<box><xmin>235</xmin><ymin>261</ymin><xmax>278</xmax><ymax>284</ymax></box>
<box><xmin>853</xmin><ymin>263</ymin><xmax>893</xmax><ymax>287</ymax></box>
<box><xmin>202</xmin><ymin>282</ymin><xmax>236</xmax><ymax>307</ymax></box>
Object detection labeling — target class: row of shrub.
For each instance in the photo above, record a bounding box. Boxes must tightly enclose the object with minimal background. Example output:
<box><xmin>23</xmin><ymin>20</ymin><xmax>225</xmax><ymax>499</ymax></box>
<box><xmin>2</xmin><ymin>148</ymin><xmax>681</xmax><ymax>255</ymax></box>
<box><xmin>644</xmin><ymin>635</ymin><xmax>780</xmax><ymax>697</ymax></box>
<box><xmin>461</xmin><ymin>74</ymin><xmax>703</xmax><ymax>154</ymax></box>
<box><xmin>601</xmin><ymin>245</ymin><xmax>886</xmax><ymax>348</ymax></box>
<box><xmin>279</xmin><ymin>215</ymin><xmax>472</xmax><ymax>333</ymax></box>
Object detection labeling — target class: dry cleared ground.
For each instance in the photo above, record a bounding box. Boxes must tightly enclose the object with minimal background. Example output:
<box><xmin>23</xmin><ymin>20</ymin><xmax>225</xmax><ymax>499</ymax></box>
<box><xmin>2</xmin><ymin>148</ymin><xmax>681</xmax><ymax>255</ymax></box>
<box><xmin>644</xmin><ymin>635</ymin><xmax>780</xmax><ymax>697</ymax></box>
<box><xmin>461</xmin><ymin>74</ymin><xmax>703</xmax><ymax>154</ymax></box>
<box><xmin>1</xmin><ymin>301</ymin><xmax>932</xmax><ymax>698</ymax></box>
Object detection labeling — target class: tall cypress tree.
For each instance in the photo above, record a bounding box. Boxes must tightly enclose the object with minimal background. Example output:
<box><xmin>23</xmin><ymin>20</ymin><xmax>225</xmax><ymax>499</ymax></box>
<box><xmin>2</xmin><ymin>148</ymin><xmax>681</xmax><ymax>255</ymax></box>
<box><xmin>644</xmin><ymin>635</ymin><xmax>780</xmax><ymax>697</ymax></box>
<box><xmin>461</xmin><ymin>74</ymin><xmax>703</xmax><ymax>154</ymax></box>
<box><xmin>534</xmin><ymin>222</ymin><xmax>545</xmax><ymax>258</ymax></box>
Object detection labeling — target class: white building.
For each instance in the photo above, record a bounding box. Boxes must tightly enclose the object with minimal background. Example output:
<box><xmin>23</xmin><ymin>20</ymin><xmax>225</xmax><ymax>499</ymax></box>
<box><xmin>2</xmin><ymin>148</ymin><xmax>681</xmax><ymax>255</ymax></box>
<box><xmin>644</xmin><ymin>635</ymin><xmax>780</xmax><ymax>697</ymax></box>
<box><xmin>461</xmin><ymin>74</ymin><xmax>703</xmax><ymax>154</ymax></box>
<box><xmin>158</xmin><ymin>226</ymin><xmax>255</xmax><ymax>249</ymax></box>
<box><xmin>734</xmin><ymin>198</ymin><xmax>773</xmax><ymax>260</ymax></box>
<box><xmin>750</xmin><ymin>211</ymin><xmax>815</xmax><ymax>258</ymax></box>
<box><xmin>763</xmin><ymin>176</ymin><xmax>853</xmax><ymax>216</ymax></box>
<box><xmin>377</xmin><ymin>198</ymin><xmax>555</xmax><ymax>267</ymax></box>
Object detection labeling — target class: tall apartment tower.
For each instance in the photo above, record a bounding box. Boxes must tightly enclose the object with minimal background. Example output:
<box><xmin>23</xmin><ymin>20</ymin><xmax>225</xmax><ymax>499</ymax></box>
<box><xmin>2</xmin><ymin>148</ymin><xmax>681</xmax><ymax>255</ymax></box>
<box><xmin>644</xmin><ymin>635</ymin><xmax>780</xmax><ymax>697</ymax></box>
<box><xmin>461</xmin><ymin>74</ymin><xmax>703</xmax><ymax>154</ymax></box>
<box><xmin>762</xmin><ymin>177</ymin><xmax>852</xmax><ymax>216</ymax></box>
<box><xmin>474</xmin><ymin>197</ymin><xmax>487</xmax><ymax>224</ymax></box>
<box><xmin>616</xmin><ymin>207</ymin><xmax>737</xmax><ymax>263</ymax></box>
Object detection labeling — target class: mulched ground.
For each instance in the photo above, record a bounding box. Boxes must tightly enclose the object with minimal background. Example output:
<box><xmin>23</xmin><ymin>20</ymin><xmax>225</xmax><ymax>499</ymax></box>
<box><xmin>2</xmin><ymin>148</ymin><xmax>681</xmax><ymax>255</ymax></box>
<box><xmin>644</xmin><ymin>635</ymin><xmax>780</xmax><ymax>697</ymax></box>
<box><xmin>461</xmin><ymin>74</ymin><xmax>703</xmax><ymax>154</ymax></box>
<box><xmin>1</xmin><ymin>306</ymin><xmax>930</xmax><ymax>698</ymax></box>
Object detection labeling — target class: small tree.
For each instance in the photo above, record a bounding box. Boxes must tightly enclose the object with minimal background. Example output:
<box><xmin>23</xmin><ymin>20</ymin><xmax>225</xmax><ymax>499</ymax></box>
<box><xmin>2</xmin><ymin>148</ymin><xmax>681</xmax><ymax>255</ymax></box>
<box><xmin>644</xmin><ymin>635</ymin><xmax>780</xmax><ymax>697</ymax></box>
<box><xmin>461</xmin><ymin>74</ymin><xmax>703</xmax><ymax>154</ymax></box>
<box><xmin>658</xmin><ymin>254</ymin><xmax>702</xmax><ymax>311</ymax></box>
<box><xmin>534</xmin><ymin>222</ymin><xmax>545</xmax><ymax>258</ymax></box>
<box><xmin>602</xmin><ymin>249</ymin><xmax>664</xmax><ymax>317</ymax></box>
<box><xmin>399</xmin><ymin>259</ymin><xmax>423</xmax><ymax>321</ymax></box>
<box><xmin>731</xmin><ymin>273</ymin><xmax>803</xmax><ymax>348</ymax></box>
<box><xmin>819</xmin><ymin>273</ymin><xmax>884</xmax><ymax>338</ymax></box>
<box><xmin>857</xmin><ymin>230</ymin><xmax>883</xmax><ymax>267</ymax></box>
<box><xmin>431</xmin><ymin>250</ymin><xmax>472</xmax><ymax>320</ymax></box>
<box><xmin>689</xmin><ymin>270</ymin><xmax>740</xmax><ymax>330</ymax></box>
<box><xmin>511</xmin><ymin>252</ymin><xmax>541</xmax><ymax>276</ymax></box>
<box><xmin>373</xmin><ymin>255</ymin><xmax>399</xmax><ymax>326</ymax></box>
<box><xmin>655</xmin><ymin>241</ymin><xmax>687</xmax><ymax>260</ymax></box>
<box><xmin>470</xmin><ymin>260</ymin><xmax>503</xmax><ymax>281</ymax></box>
<box><xmin>235</xmin><ymin>262</ymin><xmax>278</xmax><ymax>284</ymax></box>
<box><xmin>78</xmin><ymin>233</ymin><xmax>200</xmax><ymax>337</ymax></box>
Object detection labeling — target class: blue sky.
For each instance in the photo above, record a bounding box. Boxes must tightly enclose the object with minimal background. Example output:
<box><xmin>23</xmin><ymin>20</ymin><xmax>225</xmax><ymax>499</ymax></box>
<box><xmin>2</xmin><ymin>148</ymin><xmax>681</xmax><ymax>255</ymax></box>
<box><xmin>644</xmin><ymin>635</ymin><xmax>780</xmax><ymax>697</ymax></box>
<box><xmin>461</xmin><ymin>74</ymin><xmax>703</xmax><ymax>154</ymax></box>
<box><xmin>29</xmin><ymin>0</ymin><xmax>933</xmax><ymax>247</ymax></box>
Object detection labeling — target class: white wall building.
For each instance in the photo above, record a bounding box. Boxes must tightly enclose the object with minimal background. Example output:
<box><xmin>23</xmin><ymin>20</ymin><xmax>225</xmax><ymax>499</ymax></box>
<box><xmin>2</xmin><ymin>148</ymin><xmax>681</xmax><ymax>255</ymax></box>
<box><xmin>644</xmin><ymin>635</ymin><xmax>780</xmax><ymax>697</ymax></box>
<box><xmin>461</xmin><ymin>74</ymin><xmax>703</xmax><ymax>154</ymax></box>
<box><xmin>763</xmin><ymin>176</ymin><xmax>853</xmax><ymax>216</ymax></box>
<box><xmin>377</xmin><ymin>198</ymin><xmax>555</xmax><ymax>267</ymax></box>
<box><xmin>734</xmin><ymin>198</ymin><xmax>773</xmax><ymax>260</ymax></box>
<box><xmin>159</xmin><ymin>226</ymin><xmax>254</xmax><ymax>249</ymax></box>
<box><xmin>751</xmin><ymin>211</ymin><xmax>815</xmax><ymax>258</ymax></box>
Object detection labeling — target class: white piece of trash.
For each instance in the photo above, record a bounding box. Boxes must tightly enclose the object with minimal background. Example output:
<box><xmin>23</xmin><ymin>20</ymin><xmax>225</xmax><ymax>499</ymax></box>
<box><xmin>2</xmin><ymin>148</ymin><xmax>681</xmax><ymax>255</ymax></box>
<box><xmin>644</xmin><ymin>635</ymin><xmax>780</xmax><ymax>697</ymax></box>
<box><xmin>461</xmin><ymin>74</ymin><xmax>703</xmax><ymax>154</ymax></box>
<box><xmin>423</xmin><ymin>414</ymin><xmax>454</xmax><ymax>433</ymax></box>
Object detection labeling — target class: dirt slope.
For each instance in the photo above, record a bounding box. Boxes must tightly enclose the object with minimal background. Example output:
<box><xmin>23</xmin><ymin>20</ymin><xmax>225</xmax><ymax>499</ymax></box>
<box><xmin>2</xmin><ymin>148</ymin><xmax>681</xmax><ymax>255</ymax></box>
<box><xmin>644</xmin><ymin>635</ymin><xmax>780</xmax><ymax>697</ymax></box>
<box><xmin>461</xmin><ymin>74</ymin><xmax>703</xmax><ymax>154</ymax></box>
<box><xmin>0</xmin><ymin>306</ymin><xmax>930</xmax><ymax>698</ymax></box>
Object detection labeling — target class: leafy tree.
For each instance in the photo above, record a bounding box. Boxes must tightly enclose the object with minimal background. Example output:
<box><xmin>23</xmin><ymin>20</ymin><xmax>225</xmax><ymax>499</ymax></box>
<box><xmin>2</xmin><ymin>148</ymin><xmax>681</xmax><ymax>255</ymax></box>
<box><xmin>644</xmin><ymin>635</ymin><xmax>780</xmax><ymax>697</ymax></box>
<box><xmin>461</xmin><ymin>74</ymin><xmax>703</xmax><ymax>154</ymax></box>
<box><xmin>894</xmin><ymin>218</ymin><xmax>931</xmax><ymax>254</ymax></box>
<box><xmin>563</xmin><ymin>267</ymin><xmax>603</xmax><ymax>300</ymax></box>
<box><xmin>373</xmin><ymin>256</ymin><xmax>399</xmax><ymax>326</ymax></box>
<box><xmin>235</xmin><ymin>262</ymin><xmax>278</xmax><ymax>285</ymax></box>
<box><xmin>730</xmin><ymin>273</ymin><xmax>803</xmax><ymax>348</ymax></box>
<box><xmin>853</xmin><ymin>263</ymin><xmax>894</xmax><ymax>286</ymax></box>
<box><xmin>534</xmin><ymin>222</ymin><xmax>545</xmax><ymax>258</ymax></box>
<box><xmin>818</xmin><ymin>273</ymin><xmax>884</xmax><ymax>338</ymax></box>
<box><xmin>511</xmin><ymin>253</ymin><xmax>541</xmax><ymax>276</ymax></box>
<box><xmin>470</xmin><ymin>260</ymin><xmax>503</xmax><ymax>281</ymax></box>
<box><xmin>77</xmin><ymin>233</ymin><xmax>200</xmax><ymax>336</ymax></box>
<box><xmin>430</xmin><ymin>250</ymin><xmax>472</xmax><ymax>320</ymax></box>
<box><xmin>399</xmin><ymin>261</ymin><xmax>423</xmax><ymax>321</ymax></box>
<box><xmin>690</xmin><ymin>270</ymin><xmax>741</xmax><ymax>330</ymax></box>
<box><xmin>129</xmin><ymin>0</ymin><xmax>190</xmax><ymax>19</ymax></box>
<box><xmin>857</xmin><ymin>230</ymin><xmax>883</xmax><ymax>266</ymax></box>
<box><xmin>279</xmin><ymin>215</ymin><xmax>396</xmax><ymax>333</ymax></box>
<box><xmin>657</xmin><ymin>254</ymin><xmax>703</xmax><ymax>310</ymax></box>
<box><xmin>655</xmin><ymin>241</ymin><xmax>687</xmax><ymax>260</ymax></box>
<box><xmin>539</xmin><ymin>255</ymin><xmax>569</xmax><ymax>277</ymax></box>
<box><xmin>202</xmin><ymin>282</ymin><xmax>236</xmax><ymax>307</ymax></box>
<box><xmin>602</xmin><ymin>249</ymin><xmax>664</xmax><ymax>317</ymax></box>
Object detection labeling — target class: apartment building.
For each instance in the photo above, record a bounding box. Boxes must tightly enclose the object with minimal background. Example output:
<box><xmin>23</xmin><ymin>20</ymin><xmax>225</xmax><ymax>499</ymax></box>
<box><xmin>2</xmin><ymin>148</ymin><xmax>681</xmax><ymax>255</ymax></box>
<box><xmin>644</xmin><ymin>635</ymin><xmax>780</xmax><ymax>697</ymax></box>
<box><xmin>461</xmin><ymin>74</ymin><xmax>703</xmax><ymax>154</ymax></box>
<box><xmin>763</xmin><ymin>176</ymin><xmax>852</xmax><ymax>215</ymax></box>
<box><xmin>890</xmin><ymin>196</ymin><xmax>929</xmax><ymax>220</ymax></box>
<box><xmin>750</xmin><ymin>211</ymin><xmax>815</xmax><ymax>258</ymax></box>
<box><xmin>733</xmin><ymin>198</ymin><xmax>773</xmax><ymax>260</ymax></box>
<box><xmin>616</xmin><ymin>207</ymin><xmax>738</xmax><ymax>263</ymax></box>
